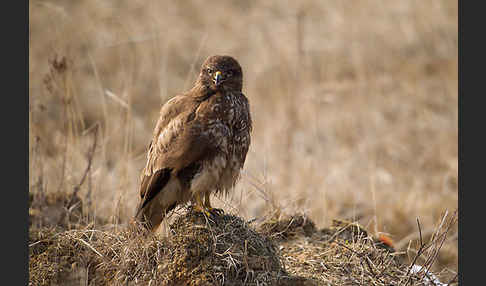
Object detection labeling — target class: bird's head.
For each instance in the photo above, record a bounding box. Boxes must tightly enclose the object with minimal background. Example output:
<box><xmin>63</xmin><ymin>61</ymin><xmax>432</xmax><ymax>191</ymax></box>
<box><xmin>197</xmin><ymin>55</ymin><xmax>243</xmax><ymax>92</ymax></box>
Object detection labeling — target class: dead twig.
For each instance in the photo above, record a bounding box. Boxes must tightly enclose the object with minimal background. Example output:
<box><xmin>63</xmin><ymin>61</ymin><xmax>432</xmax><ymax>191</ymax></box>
<box><xmin>75</xmin><ymin>237</ymin><xmax>104</xmax><ymax>258</ymax></box>
<box><xmin>68</xmin><ymin>123</ymin><xmax>99</xmax><ymax>206</ymax></box>
<box><xmin>57</xmin><ymin>124</ymin><xmax>99</xmax><ymax>227</ymax></box>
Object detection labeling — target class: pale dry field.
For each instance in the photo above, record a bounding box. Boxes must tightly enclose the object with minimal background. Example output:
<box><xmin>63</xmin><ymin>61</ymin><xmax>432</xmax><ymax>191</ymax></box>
<box><xmin>29</xmin><ymin>0</ymin><xmax>458</xmax><ymax>275</ymax></box>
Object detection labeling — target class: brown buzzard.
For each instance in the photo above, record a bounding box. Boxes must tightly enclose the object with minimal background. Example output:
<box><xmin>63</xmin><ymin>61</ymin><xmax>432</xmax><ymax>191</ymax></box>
<box><xmin>134</xmin><ymin>55</ymin><xmax>252</xmax><ymax>231</ymax></box>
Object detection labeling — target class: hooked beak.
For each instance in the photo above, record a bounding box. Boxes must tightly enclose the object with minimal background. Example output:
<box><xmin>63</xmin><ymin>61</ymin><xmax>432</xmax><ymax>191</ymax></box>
<box><xmin>213</xmin><ymin>71</ymin><xmax>222</xmax><ymax>86</ymax></box>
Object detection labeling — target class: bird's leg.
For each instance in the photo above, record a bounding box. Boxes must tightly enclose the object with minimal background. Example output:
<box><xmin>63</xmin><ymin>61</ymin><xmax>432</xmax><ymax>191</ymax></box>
<box><xmin>204</xmin><ymin>193</ymin><xmax>224</xmax><ymax>215</ymax></box>
<box><xmin>193</xmin><ymin>192</ymin><xmax>211</xmax><ymax>217</ymax></box>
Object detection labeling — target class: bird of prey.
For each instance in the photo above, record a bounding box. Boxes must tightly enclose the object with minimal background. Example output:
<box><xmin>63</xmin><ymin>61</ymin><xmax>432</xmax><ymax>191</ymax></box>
<box><xmin>134</xmin><ymin>55</ymin><xmax>252</xmax><ymax>231</ymax></box>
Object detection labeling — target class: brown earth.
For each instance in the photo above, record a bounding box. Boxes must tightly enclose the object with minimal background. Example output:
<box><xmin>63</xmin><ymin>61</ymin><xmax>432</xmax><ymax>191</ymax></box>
<box><xmin>29</xmin><ymin>192</ymin><xmax>457</xmax><ymax>285</ymax></box>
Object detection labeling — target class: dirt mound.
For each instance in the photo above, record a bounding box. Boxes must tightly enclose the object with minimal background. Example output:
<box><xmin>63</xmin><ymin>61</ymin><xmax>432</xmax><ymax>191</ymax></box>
<box><xmin>29</xmin><ymin>208</ymin><xmax>308</xmax><ymax>285</ymax></box>
<box><xmin>29</xmin><ymin>198</ymin><xmax>456</xmax><ymax>285</ymax></box>
<box><xmin>155</xmin><ymin>209</ymin><xmax>298</xmax><ymax>285</ymax></box>
<box><xmin>272</xmin><ymin>217</ymin><xmax>404</xmax><ymax>285</ymax></box>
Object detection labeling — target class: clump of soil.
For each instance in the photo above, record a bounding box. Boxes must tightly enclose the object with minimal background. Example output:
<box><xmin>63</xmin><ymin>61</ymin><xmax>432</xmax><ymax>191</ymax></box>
<box><xmin>156</xmin><ymin>209</ymin><xmax>295</xmax><ymax>285</ymax></box>
<box><xmin>29</xmin><ymin>206</ymin><xmax>306</xmax><ymax>285</ymax></box>
<box><xmin>258</xmin><ymin>213</ymin><xmax>317</xmax><ymax>240</ymax></box>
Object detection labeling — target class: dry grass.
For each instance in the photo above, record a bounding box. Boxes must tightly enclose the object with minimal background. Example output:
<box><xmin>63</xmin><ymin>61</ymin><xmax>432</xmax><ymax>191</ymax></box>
<box><xmin>29</xmin><ymin>0</ymin><xmax>458</xmax><ymax>284</ymax></box>
<box><xmin>29</xmin><ymin>193</ymin><xmax>457</xmax><ymax>285</ymax></box>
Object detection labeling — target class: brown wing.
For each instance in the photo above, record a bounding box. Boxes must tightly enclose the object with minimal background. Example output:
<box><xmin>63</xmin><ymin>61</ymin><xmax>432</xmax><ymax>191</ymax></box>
<box><xmin>136</xmin><ymin>95</ymin><xmax>214</xmax><ymax>214</ymax></box>
<box><xmin>234</xmin><ymin>93</ymin><xmax>252</xmax><ymax>166</ymax></box>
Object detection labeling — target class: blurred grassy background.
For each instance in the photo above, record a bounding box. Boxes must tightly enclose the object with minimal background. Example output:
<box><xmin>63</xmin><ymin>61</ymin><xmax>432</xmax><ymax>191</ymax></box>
<box><xmin>29</xmin><ymin>0</ymin><xmax>458</xmax><ymax>275</ymax></box>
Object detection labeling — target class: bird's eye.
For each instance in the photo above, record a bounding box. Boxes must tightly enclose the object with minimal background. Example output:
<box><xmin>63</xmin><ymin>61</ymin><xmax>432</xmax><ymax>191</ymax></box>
<box><xmin>206</xmin><ymin>68</ymin><xmax>213</xmax><ymax>74</ymax></box>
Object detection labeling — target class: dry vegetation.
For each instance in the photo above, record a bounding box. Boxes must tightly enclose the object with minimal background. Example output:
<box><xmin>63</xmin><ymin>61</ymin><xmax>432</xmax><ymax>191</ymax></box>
<box><xmin>29</xmin><ymin>0</ymin><xmax>458</xmax><ymax>285</ymax></box>
<box><xmin>29</xmin><ymin>196</ymin><xmax>457</xmax><ymax>285</ymax></box>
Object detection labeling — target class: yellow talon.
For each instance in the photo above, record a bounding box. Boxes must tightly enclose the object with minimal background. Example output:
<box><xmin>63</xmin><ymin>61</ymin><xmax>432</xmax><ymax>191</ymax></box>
<box><xmin>191</xmin><ymin>192</ymin><xmax>224</xmax><ymax>216</ymax></box>
<box><xmin>193</xmin><ymin>193</ymin><xmax>211</xmax><ymax>217</ymax></box>
<box><xmin>192</xmin><ymin>205</ymin><xmax>211</xmax><ymax>217</ymax></box>
<box><xmin>204</xmin><ymin>193</ymin><xmax>224</xmax><ymax>215</ymax></box>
